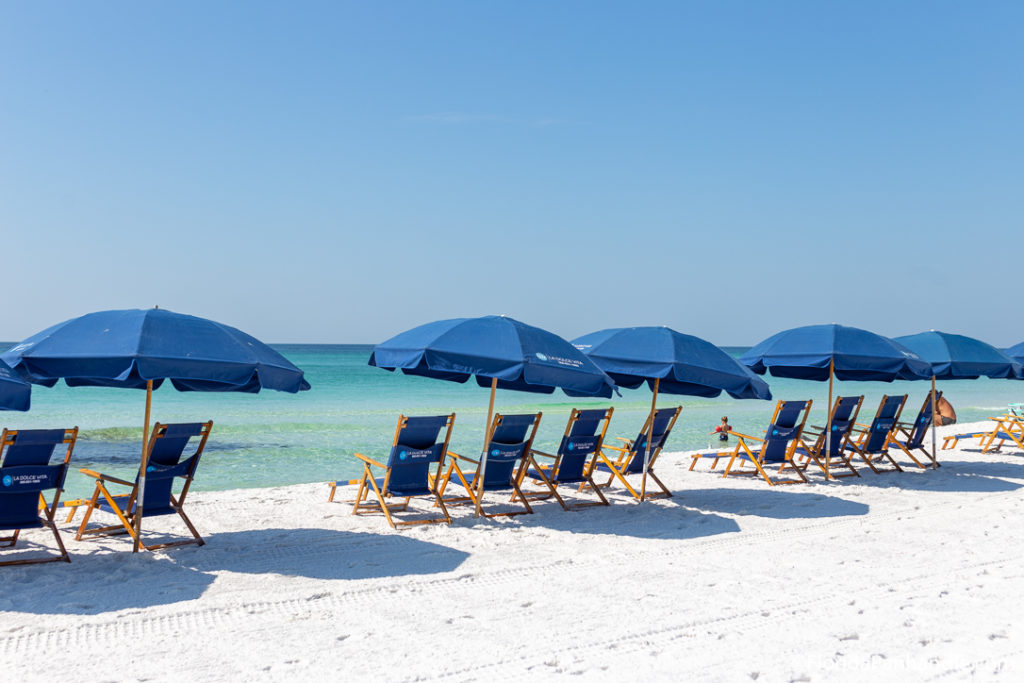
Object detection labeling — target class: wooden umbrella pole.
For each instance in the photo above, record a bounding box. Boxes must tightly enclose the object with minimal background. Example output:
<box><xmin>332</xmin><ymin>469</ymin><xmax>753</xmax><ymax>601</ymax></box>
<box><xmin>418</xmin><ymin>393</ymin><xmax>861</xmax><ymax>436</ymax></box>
<box><xmin>641</xmin><ymin>377</ymin><xmax>660</xmax><ymax>503</ymax></box>
<box><xmin>133</xmin><ymin>379</ymin><xmax>153</xmax><ymax>553</ymax></box>
<box><xmin>475</xmin><ymin>377</ymin><xmax>498</xmax><ymax>517</ymax></box>
<box><xmin>825</xmin><ymin>359</ymin><xmax>834</xmax><ymax>481</ymax></box>
<box><xmin>931</xmin><ymin>375</ymin><xmax>938</xmax><ymax>468</ymax></box>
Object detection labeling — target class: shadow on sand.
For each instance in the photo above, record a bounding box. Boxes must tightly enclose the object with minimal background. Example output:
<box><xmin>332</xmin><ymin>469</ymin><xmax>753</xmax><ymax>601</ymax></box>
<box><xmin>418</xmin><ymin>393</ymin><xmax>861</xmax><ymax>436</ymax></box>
<box><xmin>177</xmin><ymin>527</ymin><xmax>470</xmax><ymax>580</ymax></box>
<box><xmin>854</xmin><ymin>459</ymin><xmax>1024</xmax><ymax>493</ymax></box>
<box><xmin>496</xmin><ymin>496</ymin><xmax>742</xmax><ymax>540</ymax></box>
<box><xmin>679</xmin><ymin>487</ymin><xmax>870</xmax><ymax>519</ymax></box>
<box><xmin>0</xmin><ymin>549</ymin><xmax>217</xmax><ymax>615</ymax></box>
<box><xmin>1</xmin><ymin>528</ymin><xmax>469</xmax><ymax>615</ymax></box>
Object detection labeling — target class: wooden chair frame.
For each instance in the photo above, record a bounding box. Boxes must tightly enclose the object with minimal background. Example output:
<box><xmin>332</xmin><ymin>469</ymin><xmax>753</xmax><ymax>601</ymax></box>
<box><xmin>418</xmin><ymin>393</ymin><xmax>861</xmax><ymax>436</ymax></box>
<box><xmin>437</xmin><ymin>412</ymin><xmax>541</xmax><ymax>518</ymax></box>
<box><xmin>890</xmin><ymin>391</ymin><xmax>940</xmax><ymax>469</ymax></box>
<box><xmin>518</xmin><ymin>407</ymin><xmax>613</xmax><ymax>511</ymax></box>
<box><xmin>847</xmin><ymin>395</ymin><xmax>906</xmax><ymax>474</ymax></box>
<box><xmin>976</xmin><ymin>415</ymin><xmax>1024</xmax><ymax>453</ymax></box>
<box><xmin>347</xmin><ymin>414</ymin><xmax>455</xmax><ymax>529</ymax></box>
<box><xmin>720</xmin><ymin>400</ymin><xmax>813</xmax><ymax>486</ymax></box>
<box><xmin>0</xmin><ymin>428</ymin><xmax>78</xmax><ymax>567</ymax></box>
<box><xmin>66</xmin><ymin>421</ymin><xmax>213</xmax><ymax>551</ymax></box>
<box><xmin>941</xmin><ymin>404</ymin><xmax>1024</xmax><ymax>454</ymax></box>
<box><xmin>797</xmin><ymin>395</ymin><xmax>863</xmax><ymax>479</ymax></box>
<box><xmin>591</xmin><ymin>406</ymin><xmax>682</xmax><ymax>501</ymax></box>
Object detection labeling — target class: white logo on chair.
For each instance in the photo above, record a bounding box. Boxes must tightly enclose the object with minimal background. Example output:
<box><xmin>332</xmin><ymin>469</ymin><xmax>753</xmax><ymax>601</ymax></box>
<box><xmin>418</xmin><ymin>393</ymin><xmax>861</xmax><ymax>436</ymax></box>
<box><xmin>535</xmin><ymin>353</ymin><xmax>548</xmax><ymax>361</ymax></box>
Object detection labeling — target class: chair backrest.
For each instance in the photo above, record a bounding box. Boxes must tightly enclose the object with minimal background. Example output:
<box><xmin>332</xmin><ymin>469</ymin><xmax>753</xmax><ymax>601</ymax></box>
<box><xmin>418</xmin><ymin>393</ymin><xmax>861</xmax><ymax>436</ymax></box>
<box><xmin>861</xmin><ymin>395</ymin><xmax>907</xmax><ymax>454</ymax></box>
<box><xmin>552</xmin><ymin>407</ymin><xmax>613</xmax><ymax>482</ymax></box>
<box><xmin>760</xmin><ymin>400</ymin><xmax>812</xmax><ymax>463</ymax></box>
<box><xmin>477</xmin><ymin>412</ymin><xmax>542</xmax><ymax>490</ymax></box>
<box><xmin>0</xmin><ymin>428</ymin><xmax>78</xmax><ymax>529</ymax></box>
<box><xmin>823</xmin><ymin>396</ymin><xmax>863</xmax><ymax>458</ymax></box>
<box><xmin>622</xmin><ymin>406</ymin><xmax>682</xmax><ymax>474</ymax></box>
<box><xmin>904</xmin><ymin>391</ymin><xmax>941</xmax><ymax>449</ymax></box>
<box><xmin>384</xmin><ymin>414</ymin><xmax>455</xmax><ymax>496</ymax></box>
<box><xmin>140</xmin><ymin>422</ymin><xmax>213</xmax><ymax>515</ymax></box>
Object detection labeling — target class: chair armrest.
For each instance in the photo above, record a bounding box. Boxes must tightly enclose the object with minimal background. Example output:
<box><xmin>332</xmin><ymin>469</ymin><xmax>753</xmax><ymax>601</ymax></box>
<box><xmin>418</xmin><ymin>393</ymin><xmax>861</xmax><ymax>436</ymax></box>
<box><xmin>729</xmin><ymin>430</ymin><xmax>762</xmax><ymax>442</ymax></box>
<box><xmin>603</xmin><ymin>443</ymin><xmax>628</xmax><ymax>454</ymax></box>
<box><xmin>615</xmin><ymin>437</ymin><xmax>634</xmax><ymax>446</ymax></box>
<box><xmin>353</xmin><ymin>452</ymin><xmax>386</xmax><ymax>468</ymax></box>
<box><xmin>446</xmin><ymin>451</ymin><xmax>480</xmax><ymax>465</ymax></box>
<box><xmin>530</xmin><ymin>450</ymin><xmax>556</xmax><ymax>460</ymax></box>
<box><xmin>79</xmin><ymin>469</ymin><xmax>134</xmax><ymax>487</ymax></box>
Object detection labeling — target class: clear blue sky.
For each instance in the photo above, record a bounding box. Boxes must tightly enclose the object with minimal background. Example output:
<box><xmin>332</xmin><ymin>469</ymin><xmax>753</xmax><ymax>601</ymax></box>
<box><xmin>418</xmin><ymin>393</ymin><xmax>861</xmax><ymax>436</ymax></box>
<box><xmin>1</xmin><ymin>1</ymin><xmax>1020</xmax><ymax>346</ymax></box>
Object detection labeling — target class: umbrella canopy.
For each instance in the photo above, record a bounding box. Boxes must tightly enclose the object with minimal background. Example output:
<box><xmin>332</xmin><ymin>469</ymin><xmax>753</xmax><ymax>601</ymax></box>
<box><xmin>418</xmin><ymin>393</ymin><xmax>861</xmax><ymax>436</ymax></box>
<box><xmin>369</xmin><ymin>315</ymin><xmax>616</xmax><ymax>398</ymax></box>
<box><xmin>572</xmin><ymin>326</ymin><xmax>772</xmax><ymax>400</ymax></box>
<box><xmin>0</xmin><ymin>359</ymin><xmax>31</xmax><ymax>412</ymax></box>
<box><xmin>741</xmin><ymin>324</ymin><xmax>932</xmax><ymax>480</ymax></box>
<box><xmin>573</xmin><ymin>325</ymin><xmax>770</xmax><ymax>502</ymax></box>
<box><xmin>1</xmin><ymin>307</ymin><xmax>310</xmax><ymax>552</ymax></box>
<box><xmin>741</xmin><ymin>324</ymin><xmax>932</xmax><ymax>382</ymax></box>
<box><xmin>894</xmin><ymin>331</ymin><xmax>1023</xmax><ymax>380</ymax></box>
<box><xmin>1</xmin><ymin>308</ymin><xmax>310</xmax><ymax>393</ymax></box>
<box><xmin>1004</xmin><ymin>341</ymin><xmax>1024</xmax><ymax>367</ymax></box>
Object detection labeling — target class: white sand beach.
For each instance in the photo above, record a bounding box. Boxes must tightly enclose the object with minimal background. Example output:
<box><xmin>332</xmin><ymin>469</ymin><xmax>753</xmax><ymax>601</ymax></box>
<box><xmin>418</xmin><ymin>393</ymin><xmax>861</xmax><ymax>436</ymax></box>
<box><xmin>2</xmin><ymin>421</ymin><xmax>1022</xmax><ymax>681</ymax></box>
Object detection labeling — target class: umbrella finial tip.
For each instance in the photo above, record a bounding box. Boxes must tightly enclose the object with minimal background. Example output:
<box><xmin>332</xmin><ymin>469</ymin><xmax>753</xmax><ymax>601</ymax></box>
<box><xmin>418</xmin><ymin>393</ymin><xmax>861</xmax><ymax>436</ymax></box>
<box><xmin>154</xmin><ymin>305</ymin><xmax>159</xmax><ymax>309</ymax></box>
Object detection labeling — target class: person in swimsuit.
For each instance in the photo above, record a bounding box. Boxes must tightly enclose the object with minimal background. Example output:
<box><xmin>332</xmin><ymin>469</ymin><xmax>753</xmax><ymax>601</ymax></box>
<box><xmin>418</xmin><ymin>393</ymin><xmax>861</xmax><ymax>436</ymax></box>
<box><xmin>710</xmin><ymin>416</ymin><xmax>732</xmax><ymax>441</ymax></box>
<box><xmin>934</xmin><ymin>396</ymin><xmax>957</xmax><ymax>426</ymax></box>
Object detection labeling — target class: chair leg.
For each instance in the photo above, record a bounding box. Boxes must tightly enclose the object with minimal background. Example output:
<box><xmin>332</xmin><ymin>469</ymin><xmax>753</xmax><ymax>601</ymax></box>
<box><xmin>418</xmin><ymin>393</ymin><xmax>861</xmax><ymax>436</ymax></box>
<box><xmin>174</xmin><ymin>505</ymin><xmax>206</xmax><ymax>547</ymax></box>
<box><xmin>645</xmin><ymin>470</ymin><xmax>673</xmax><ymax>498</ymax></box>
<box><xmin>365</xmin><ymin>476</ymin><xmax>397</xmax><ymax>529</ymax></box>
<box><xmin>432</xmin><ymin>490</ymin><xmax>452</xmax><ymax>525</ymax></box>
<box><xmin>75</xmin><ymin>485</ymin><xmax>104</xmax><ymax>541</ymax></box>
<box><xmin>45</xmin><ymin>515</ymin><xmax>71</xmax><ymax>563</ymax></box>
<box><xmin>351</xmin><ymin>471</ymin><xmax>370</xmax><ymax>515</ymax></box>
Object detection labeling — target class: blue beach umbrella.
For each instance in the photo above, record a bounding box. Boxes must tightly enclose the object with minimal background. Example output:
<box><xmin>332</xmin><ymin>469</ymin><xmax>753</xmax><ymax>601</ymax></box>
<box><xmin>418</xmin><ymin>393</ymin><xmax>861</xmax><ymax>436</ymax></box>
<box><xmin>895</xmin><ymin>330</ymin><xmax>1023</xmax><ymax>460</ymax></box>
<box><xmin>0</xmin><ymin>360</ymin><xmax>31</xmax><ymax>412</ymax></box>
<box><xmin>573</xmin><ymin>326</ymin><xmax>772</xmax><ymax>400</ymax></box>
<box><xmin>2</xmin><ymin>307</ymin><xmax>310</xmax><ymax>551</ymax></box>
<box><xmin>741</xmin><ymin>324</ymin><xmax>932</xmax><ymax>478</ymax></box>
<box><xmin>894</xmin><ymin>331</ymin><xmax>1022</xmax><ymax>381</ymax></box>
<box><xmin>573</xmin><ymin>326</ymin><xmax>772</xmax><ymax>500</ymax></box>
<box><xmin>1002</xmin><ymin>341</ymin><xmax>1024</xmax><ymax>368</ymax></box>
<box><xmin>370</xmin><ymin>315</ymin><xmax>616</xmax><ymax>515</ymax></box>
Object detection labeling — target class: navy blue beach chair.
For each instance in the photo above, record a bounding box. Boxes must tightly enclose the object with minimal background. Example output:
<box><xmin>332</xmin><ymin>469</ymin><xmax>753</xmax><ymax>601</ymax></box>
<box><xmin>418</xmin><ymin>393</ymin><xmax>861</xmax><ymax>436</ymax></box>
<box><xmin>440</xmin><ymin>412</ymin><xmax>542</xmax><ymax>518</ymax></box>
<box><xmin>591</xmin><ymin>406</ymin><xmax>682</xmax><ymax>500</ymax></box>
<box><xmin>796</xmin><ymin>395</ymin><xmax>863</xmax><ymax>479</ymax></box>
<box><xmin>520</xmin><ymin>407</ymin><xmax>613</xmax><ymax>510</ymax></box>
<box><xmin>721</xmin><ymin>400</ymin><xmax>813</xmax><ymax>485</ymax></box>
<box><xmin>338</xmin><ymin>414</ymin><xmax>455</xmax><ymax>528</ymax></box>
<box><xmin>0</xmin><ymin>428</ymin><xmax>78</xmax><ymax>566</ymax></box>
<box><xmin>890</xmin><ymin>391</ymin><xmax>941</xmax><ymax>469</ymax></box>
<box><xmin>68</xmin><ymin>421</ymin><xmax>213</xmax><ymax>551</ymax></box>
<box><xmin>848</xmin><ymin>395</ymin><xmax>907</xmax><ymax>474</ymax></box>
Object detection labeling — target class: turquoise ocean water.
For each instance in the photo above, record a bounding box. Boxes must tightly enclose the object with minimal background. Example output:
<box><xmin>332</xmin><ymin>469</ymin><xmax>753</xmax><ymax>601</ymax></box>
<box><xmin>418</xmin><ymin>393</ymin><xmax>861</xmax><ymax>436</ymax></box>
<box><xmin>3</xmin><ymin>344</ymin><xmax>1021</xmax><ymax>500</ymax></box>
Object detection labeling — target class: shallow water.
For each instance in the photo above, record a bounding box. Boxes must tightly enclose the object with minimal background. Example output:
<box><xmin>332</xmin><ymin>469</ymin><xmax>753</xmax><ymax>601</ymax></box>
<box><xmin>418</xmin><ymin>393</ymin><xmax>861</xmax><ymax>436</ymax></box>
<box><xmin>4</xmin><ymin>344</ymin><xmax>1020</xmax><ymax>499</ymax></box>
